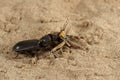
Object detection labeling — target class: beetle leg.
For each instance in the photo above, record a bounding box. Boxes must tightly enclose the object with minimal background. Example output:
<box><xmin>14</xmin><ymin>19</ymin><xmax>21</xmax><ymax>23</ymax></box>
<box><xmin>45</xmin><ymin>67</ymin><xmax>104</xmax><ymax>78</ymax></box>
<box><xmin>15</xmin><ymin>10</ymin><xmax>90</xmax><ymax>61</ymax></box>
<box><xmin>13</xmin><ymin>53</ymin><xmax>19</xmax><ymax>59</ymax></box>
<box><xmin>31</xmin><ymin>56</ymin><xmax>38</xmax><ymax>64</ymax></box>
<box><xmin>31</xmin><ymin>55</ymin><xmax>38</xmax><ymax>64</ymax></box>
<box><xmin>31</xmin><ymin>52</ymin><xmax>39</xmax><ymax>64</ymax></box>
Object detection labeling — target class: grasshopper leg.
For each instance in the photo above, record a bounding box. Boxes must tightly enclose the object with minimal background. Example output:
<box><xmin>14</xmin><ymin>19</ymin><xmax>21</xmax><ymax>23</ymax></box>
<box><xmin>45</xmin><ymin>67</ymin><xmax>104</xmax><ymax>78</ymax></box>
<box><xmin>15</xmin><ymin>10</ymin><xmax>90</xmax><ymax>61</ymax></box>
<box><xmin>51</xmin><ymin>41</ymin><xmax>66</xmax><ymax>53</ymax></box>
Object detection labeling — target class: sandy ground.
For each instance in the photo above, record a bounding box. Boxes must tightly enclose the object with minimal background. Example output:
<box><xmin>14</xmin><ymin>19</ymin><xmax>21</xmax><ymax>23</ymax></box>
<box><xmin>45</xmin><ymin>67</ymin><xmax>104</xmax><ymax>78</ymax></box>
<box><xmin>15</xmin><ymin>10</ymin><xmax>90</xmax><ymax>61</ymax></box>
<box><xmin>0</xmin><ymin>0</ymin><xmax>120</xmax><ymax>80</ymax></box>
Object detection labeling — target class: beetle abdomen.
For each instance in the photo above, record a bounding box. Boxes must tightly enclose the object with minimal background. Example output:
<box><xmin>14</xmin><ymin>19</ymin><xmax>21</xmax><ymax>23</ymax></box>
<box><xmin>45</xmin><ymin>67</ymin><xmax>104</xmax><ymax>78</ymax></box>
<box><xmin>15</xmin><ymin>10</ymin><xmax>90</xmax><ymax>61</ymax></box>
<box><xmin>13</xmin><ymin>39</ymin><xmax>39</xmax><ymax>52</ymax></box>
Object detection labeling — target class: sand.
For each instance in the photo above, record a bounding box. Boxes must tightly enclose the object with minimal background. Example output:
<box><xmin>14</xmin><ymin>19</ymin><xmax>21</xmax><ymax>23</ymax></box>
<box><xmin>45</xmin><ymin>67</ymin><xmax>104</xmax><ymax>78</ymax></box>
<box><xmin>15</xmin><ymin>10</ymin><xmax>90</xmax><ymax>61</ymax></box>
<box><xmin>0</xmin><ymin>0</ymin><xmax>120</xmax><ymax>80</ymax></box>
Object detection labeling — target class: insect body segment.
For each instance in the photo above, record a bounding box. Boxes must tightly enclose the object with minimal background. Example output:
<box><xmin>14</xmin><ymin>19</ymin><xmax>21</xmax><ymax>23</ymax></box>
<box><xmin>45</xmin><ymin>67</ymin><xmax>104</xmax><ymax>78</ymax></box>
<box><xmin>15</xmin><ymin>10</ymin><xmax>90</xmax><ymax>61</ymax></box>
<box><xmin>13</xmin><ymin>39</ymin><xmax>39</xmax><ymax>52</ymax></box>
<box><xmin>38</xmin><ymin>34</ymin><xmax>62</xmax><ymax>50</ymax></box>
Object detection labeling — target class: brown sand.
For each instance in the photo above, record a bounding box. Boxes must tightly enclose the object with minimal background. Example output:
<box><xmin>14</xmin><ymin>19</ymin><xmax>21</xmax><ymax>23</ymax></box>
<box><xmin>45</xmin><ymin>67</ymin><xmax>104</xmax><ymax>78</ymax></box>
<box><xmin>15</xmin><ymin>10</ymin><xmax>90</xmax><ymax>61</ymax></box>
<box><xmin>0</xmin><ymin>0</ymin><xmax>120</xmax><ymax>80</ymax></box>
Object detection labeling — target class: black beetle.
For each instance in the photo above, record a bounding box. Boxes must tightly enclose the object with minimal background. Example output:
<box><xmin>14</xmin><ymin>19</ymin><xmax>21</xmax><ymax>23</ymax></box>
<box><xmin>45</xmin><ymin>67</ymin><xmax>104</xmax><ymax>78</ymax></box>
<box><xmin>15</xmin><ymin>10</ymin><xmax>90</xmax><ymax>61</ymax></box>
<box><xmin>12</xmin><ymin>33</ymin><xmax>62</xmax><ymax>57</ymax></box>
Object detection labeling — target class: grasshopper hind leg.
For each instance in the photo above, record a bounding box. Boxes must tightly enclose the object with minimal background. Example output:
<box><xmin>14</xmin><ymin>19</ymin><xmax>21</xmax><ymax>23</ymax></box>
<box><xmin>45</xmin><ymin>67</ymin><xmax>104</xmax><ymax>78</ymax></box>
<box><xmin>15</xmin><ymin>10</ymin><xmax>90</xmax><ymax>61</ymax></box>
<box><xmin>49</xmin><ymin>41</ymin><xmax>65</xmax><ymax>59</ymax></box>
